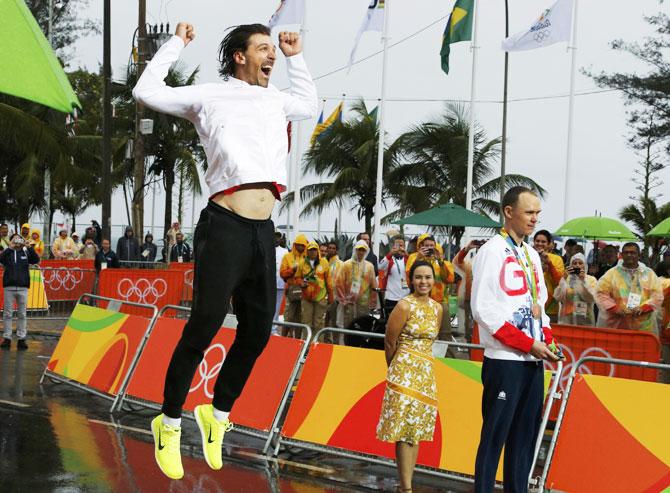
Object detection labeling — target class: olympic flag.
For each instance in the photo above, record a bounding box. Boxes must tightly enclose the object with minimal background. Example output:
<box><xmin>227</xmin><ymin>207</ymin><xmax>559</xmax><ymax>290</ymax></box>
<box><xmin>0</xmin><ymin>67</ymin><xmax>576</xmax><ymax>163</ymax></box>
<box><xmin>268</xmin><ymin>0</ymin><xmax>305</xmax><ymax>28</ymax></box>
<box><xmin>348</xmin><ymin>0</ymin><xmax>386</xmax><ymax>70</ymax></box>
<box><xmin>502</xmin><ymin>0</ymin><xmax>573</xmax><ymax>52</ymax></box>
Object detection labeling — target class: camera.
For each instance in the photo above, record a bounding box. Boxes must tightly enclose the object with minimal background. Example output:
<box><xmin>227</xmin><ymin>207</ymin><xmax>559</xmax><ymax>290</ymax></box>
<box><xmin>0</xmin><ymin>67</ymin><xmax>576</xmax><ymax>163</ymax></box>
<box><xmin>473</xmin><ymin>240</ymin><xmax>485</xmax><ymax>247</ymax></box>
<box><xmin>13</xmin><ymin>237</ymin><xmax>25</xmax><ymax>246</ymax></box>
<box><xmin>426</xmin><ymin>248</ymin><xmax>435</xmax><ymax>256</ymax></box>
<box><xmin>568</xmin><ymin>266</ymin><xmax>581</xmax><ymax>275</ymax></box>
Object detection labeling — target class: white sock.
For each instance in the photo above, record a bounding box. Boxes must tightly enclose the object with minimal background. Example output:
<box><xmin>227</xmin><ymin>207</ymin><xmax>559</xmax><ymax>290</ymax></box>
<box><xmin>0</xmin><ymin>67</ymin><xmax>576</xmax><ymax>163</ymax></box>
<box><xmin>162</xmin><ymin>415</ymin><xmax>181</xmax><ymax>428</ymax></box>
<box><xmin>212</xmin><ymin>407</ymin><xmax>230</xmax><ymax>422</ymax></box>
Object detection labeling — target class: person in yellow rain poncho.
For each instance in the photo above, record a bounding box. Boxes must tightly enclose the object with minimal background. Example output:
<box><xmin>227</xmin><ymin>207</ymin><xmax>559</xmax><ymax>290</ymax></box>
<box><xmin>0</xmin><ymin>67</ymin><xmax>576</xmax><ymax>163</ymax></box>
<box><xmin>335</xmin><ymin>240</ymin><xmax>377</xmax><ymax>330</ymax></box>
<box><xmin>533</xmin><ymin>230</ymin><xmax>565</xmax><ymax>322</ymax></box>
<box><xmin>296</xmin><ymin>242</ymin><xmax>333</xmax><ymax>337</ymax></box>
<box><xmin>28</xmin><ymin>229</ymin><xmax>45</xmax><ymax>258</ymax></box>
<box><xmin>405</xmin><ymin>234</ymin><xmax>455</xmax><ymax>341</ymax></box>
<box><xmin>553</xmin><ymin>253</ymin><xmax>597</xmax><ymax>326</ymax></box>
<box><xmin>596</xmin><ymin>242</ymin><xmax>663</xmax><ymax>333</ymax></box>
<box><xmin>279</xmin><ymin>234</ymin><xmax>309</xmax><ymax>335</ymax></box>
<box><xmin>20</xmin><ymin>223</ymin><xmax>31</xmax><ymax>243</ymax></box>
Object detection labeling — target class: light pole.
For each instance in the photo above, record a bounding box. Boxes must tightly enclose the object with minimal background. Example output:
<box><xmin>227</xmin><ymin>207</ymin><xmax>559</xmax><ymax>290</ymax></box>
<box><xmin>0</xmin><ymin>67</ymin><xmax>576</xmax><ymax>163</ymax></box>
<box><xmin>102</xmin><ymin>0</ymin><xmax>112</xmax><ymax>240</ymax></box>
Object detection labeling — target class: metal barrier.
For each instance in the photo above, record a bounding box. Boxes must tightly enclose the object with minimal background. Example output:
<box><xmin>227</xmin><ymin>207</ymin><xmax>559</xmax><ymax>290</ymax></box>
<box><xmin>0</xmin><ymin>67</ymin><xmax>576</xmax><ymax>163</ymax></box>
<box><xmin>276</xmin><ymin>327</ymin><xmax>563</xmax><ymax>489</ymax></box>
<box><xmin>113</xmin><ymin>304</ymin><xmax>312</xmax><ymax>455</ymax></box>
<box><xmin>119</xmin><ymin>260</ymin><xmax>168</xmax><ymax>270</ymax></box>
<box><xmin>39</xmin><ymin>293</ymin><xmax>159</xmax><ymax>403</ymax></box>
<box><xmin>538</xmin><ymin>356</ymin><xmax>670</xmax><ymax>493</ymax></box>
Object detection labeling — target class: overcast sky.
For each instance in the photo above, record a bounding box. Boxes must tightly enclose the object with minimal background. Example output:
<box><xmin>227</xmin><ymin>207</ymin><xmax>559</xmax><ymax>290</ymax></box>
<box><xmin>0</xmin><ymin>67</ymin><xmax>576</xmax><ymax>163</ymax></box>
<box><xmin>58</xmin><ymin>0</ymin><xmax>669</xmax><ymax>243</ymax></box>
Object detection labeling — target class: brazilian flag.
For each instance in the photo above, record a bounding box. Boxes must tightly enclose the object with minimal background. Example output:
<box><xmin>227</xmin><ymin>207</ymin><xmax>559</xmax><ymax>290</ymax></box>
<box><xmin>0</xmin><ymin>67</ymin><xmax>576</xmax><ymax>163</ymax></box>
<box><xmin>440</xmin><ymin>0</ymin><xmax>474</xmax><ymax>75</ymax></box>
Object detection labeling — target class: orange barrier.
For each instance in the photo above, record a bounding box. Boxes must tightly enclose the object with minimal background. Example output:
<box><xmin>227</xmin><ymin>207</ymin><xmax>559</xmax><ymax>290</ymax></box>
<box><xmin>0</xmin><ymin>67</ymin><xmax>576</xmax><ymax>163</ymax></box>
<box><xmin>41</xmin><ymin>259</ymin><xmax>95</xmax><ymax>270</ymax></box>
<box><xmin>97</xmin><ymin>269</ymin><xmax>183</xmax><ymax>314</ymax></box>
<box><xmin>165</xmin><ymin>261</ymin><xmax>194</xmax><ymax>271</ymax></box>
<box><xmin>279</xmin><ymin>341</ymin><xmax>557</xmax><ymax>479</ymax></box>
<box><xmin>473</xmin><ymin>323</ymin><xmax>660</xmax><ymax>383</ymax></box>
<box><xmin>545</xmin><ymin>373</ymin><xmax>670</xmax><ymax>492</ymax></box>
<box><xmin>122</xmin><ymin>317</ymin><xmax>305</xmax><ymax>432</ymax></box>
<box><xmin>41</xmin><ymin>266</ymin><xmax>96</xmax><ymax>302</ymax></box>
<box><xmin>44</xmin><ymin>302</ymin><xmax>154</xmax><ymax>396</ymax></box>
<box><xmin>175</xmin><ymin>268</ymin><xmax>194</xmax><ymax>303</ymax></box>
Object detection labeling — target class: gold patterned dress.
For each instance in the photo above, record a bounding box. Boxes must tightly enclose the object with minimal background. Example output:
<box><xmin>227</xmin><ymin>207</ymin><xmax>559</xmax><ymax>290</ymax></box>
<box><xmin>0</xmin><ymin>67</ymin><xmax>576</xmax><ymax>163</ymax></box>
<box><xmin>376</xmin><ymin>294</ymin><xmax>440</xmax><ymax>444</ymax></box>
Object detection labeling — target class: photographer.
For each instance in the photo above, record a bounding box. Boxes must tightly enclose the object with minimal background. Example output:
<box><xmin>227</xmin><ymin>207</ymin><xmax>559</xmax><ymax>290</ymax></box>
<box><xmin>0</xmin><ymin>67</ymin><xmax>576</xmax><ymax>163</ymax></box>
<box><xmin>0</xmin><ymin>234</ymin><xmax>40</xmax><ymax>350</ymax></box>
<box><xmin>405</xmin><ymin>234</ymin><xmax>455</xmax><ymax>341</ymax></box>
<box><xmin>553</xmin><ymin>253</ymin><xmax>597</xmax><ymax>326</ymax></box>
<box><xmin>378</xmin><ymin>236</ymin><xmax>410</xmax><ymax>312</ymax></box>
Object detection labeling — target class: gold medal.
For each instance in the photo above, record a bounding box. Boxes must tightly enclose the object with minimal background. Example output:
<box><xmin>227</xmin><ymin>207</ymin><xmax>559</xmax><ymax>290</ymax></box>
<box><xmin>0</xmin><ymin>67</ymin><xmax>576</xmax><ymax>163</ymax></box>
<box><xmin>531</xmin><ymin>303</ymin><xmax>542</xmax><ymax>320</ymax></box>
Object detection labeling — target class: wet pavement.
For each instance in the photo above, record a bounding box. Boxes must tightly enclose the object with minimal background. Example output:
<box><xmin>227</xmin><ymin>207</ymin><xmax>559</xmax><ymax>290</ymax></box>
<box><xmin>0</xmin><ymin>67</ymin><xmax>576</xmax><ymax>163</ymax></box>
<box><xmin>0</xmin><ymin>336</ymin><xmax>471</xmax><ymax>493</ymax></box>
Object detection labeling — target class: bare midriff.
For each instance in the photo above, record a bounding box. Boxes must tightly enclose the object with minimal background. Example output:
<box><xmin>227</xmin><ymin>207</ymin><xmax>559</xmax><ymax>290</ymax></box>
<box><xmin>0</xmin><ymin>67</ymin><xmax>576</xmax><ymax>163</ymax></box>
<box><xmin>211</xmin><ymin>182</ymin><xmax>279</xmax><ymax>220</ymax></box>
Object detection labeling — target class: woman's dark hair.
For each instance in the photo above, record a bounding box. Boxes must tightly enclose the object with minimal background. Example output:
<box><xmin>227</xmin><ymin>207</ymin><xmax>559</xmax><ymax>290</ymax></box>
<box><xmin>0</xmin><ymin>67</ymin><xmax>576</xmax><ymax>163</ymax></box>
<box><xmin>217</xmin><ymin>24</ymin><xmax>272</xmax><ymax>78</ymax></box>
<box><xmin>408</xmin><ymin>260</ymin><xmax>435</xmax><ymax>294</ymax></box>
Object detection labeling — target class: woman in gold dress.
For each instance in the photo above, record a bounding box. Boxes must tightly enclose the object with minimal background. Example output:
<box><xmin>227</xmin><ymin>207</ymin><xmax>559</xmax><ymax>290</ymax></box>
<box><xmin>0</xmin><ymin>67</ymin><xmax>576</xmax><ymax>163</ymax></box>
<box><xmin>377</xmin><ymin>260</ymin><xmax>443</xmax><ymax>492</ymax></box>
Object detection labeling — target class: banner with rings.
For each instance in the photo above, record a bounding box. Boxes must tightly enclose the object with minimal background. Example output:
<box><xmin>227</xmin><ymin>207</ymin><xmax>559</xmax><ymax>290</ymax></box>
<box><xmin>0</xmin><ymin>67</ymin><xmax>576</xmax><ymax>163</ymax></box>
<box><xmin>98</xmin><ymin>268</ymin><xmax>183</xmax><ymax>314</ymax></box>
<box><xmin>40</xmin><ymin>266</ymin><xmax>96</xmax><ymax>302</ymax></box>
<box><xmin>123</xmin><ymin>317</ymin><xmax>304</xmax><ymax>432</ymax></box>
<box><xmin>546</xmin><ymin>373</ymin><xmax>670</xmax><ymax>492</ymax></box>
<box><xmin>46</xmin><ymin>303</ymin><xmax>152</xmax><ymax>395</ymax></box>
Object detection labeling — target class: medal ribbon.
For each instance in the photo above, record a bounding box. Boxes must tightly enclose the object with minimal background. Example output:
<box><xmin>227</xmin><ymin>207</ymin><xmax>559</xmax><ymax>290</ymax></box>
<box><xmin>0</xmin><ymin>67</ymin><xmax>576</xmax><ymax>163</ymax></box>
<box><xmin>500</xmin><ymin>228</ymin><xmax>539</xmax><ymax>305</ymax></box>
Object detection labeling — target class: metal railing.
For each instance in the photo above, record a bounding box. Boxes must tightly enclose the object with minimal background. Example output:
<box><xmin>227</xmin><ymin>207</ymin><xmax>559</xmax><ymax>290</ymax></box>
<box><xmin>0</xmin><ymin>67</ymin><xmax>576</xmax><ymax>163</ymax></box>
<box><xmin>39</xmin><ymin>293</ymin><xmax>158</xmax><ymax>403</ymax></box>
<box><xmin>113</xmin><ymin>304</ymin><xmax>312</xmax><ymax>455</ymax></box>
<box><xmin>278</xmin><ymin>327</ymin><xmax>564</xmax><ymax>491</ymax></box>
<box><xmin>537</xmin><ymin>356</ymin><xmax>670</xmax><ymax>493</ymax></box>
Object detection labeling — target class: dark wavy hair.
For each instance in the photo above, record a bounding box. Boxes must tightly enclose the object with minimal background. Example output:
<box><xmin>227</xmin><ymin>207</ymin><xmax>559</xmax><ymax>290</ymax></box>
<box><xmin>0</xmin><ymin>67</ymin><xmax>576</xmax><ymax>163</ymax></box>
<box><xmin>217</xmin><ymin>24</ymin><xmax>272</xmax><ymax>79</ymax></box>
<box><xmin>408</xmin><ymin>260</ymin><xmax>435</xmax><ymax>294</ymax></box>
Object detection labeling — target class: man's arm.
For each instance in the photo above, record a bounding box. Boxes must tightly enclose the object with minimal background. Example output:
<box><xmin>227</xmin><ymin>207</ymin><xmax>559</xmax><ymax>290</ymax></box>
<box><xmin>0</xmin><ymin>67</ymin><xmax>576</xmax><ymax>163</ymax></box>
<box><xmin>132</xmin><ymin>23</ymin><xmax>202</xmax><ymax>120</ymax></box>
<box><xmin>278</xmin><ymin>32</ymin><xmax>318</xmax><ymax>121</ymax></box>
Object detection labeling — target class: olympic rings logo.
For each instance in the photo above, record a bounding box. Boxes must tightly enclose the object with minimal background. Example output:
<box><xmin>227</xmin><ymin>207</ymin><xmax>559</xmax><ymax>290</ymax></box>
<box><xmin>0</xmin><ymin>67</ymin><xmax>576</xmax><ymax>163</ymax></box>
<box><xmin>533</xmin><ymin>29</ymin><xmax>550</xmax><ymax>43</ymax></box>
<box><xmin>116</xmin><ymin>278</ymin><xmax>168</xmax><ymax>305</ymax></box>
<box><xmin>43</xmin><ymin>268</ymin><xmax>84</xmax><ymax>292</ymax></box>
<box><xmin>544</xmin><ymin>345</ymin><xmax>614</xmax><ymax>391</ymax></box>
<box><xmin>189</xmin><ymin>344</ymin><xmax>227</xmax><ymax>399</ymax></box>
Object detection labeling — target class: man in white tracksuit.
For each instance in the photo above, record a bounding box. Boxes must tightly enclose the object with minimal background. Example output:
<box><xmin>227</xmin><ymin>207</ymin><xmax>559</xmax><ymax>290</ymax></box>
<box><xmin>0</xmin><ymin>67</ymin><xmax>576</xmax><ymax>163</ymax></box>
<box><xmin>471</xmin><ymin>186</ymin><xmax>561</xmax><ymax>492</ymax></box>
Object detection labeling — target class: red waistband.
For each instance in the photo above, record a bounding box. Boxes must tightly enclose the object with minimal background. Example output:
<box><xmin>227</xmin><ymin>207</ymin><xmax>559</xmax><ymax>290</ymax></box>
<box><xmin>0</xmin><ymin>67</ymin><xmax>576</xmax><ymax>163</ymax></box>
<box><xmin>211</xmin><ymin>183</ymin><xmax>283</xmax><ymax>201</ymax></box>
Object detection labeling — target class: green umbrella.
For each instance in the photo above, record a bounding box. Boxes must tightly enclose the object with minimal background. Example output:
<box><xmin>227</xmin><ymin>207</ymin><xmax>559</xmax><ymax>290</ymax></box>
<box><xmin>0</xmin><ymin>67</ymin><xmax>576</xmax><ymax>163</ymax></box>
<box><xmin>393</xmin><ymin>203</ymin><xmax>501</xmax><ymax>228</ymax></box>
<box><xmin>0</xmin><ymin>0</ymin><xmax>81</xmax><ymax>113</ymax></box>
<box><xmin>646</xmin><ymin>217</ymin><xmax>670</xmax><ymax>238</ymax></box>
<box><xmin>554</xmin><ymin>216</ymin><xmax>638</xmax><ymax>241</ymax></box>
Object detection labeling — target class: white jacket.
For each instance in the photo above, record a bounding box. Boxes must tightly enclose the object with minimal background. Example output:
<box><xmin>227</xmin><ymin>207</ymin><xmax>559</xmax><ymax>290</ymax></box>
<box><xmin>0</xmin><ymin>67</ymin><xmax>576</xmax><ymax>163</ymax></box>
<box><xmin>471</xmin><ymin>234</ymin><xmax>554</xmax><ymax>361</ymax></box>
<box><xmin>133</xmin><ymin>35</ymin><xmax>318</xmax><ymax>197</ymax></box>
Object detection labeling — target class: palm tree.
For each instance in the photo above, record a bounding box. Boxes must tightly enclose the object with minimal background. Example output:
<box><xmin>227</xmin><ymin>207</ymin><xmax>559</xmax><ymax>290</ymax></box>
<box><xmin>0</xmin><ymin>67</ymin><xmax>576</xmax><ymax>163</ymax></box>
<box><xmin>118</xmin><ymin>63</ymin><xmax>204</xmax><ymax>246</ymax></box>
<box><xmin>620</xmin><ymin>198</ymin><xmax>670</xmax><ymax>265</ymax></box>
<box><xmin>281</xmin><ymin>100</ymin><xmax>401</xmax><ymax>232</ymax></box>
<box><xmin>386</xmin><ymin>103</ymin><xmax>546</xmax><ymax>246</ymax></box>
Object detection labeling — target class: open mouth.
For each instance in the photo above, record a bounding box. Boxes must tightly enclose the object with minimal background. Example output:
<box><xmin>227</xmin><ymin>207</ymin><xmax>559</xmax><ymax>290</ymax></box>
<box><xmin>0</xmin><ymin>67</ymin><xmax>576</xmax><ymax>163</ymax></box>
<box><xmin>261</xmin><ymin>65</ymin><xmax>273</xmax><ymax>77</ymax></box>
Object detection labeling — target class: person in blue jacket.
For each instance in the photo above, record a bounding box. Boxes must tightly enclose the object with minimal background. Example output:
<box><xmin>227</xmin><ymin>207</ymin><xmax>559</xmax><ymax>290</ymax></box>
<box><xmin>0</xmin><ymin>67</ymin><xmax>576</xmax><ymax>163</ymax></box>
<box><xmin>0</xmin><ymin>234</ymin><xmax>40</xmax><ymax>350</ymax></box>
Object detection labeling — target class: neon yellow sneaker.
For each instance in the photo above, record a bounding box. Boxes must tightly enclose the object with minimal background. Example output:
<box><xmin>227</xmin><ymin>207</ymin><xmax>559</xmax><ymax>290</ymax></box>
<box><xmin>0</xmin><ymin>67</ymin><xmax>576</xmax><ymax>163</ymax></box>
<box><xmin>194</xmin><ymin>404</ymin><xmax>233</xmax><ymax>470</ymax></box>
<box><xmin>150</xmin><ymin>414</ymin><xmax>184</xmax><ymax>480</ymax></box>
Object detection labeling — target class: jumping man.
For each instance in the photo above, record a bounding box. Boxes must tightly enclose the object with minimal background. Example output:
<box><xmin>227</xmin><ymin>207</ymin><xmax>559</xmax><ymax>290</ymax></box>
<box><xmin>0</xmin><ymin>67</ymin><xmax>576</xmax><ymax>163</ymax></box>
<box><xmin>133</xmin><ymin>22</ymin><xmax>317</xmax><ymax>479</ymax></box>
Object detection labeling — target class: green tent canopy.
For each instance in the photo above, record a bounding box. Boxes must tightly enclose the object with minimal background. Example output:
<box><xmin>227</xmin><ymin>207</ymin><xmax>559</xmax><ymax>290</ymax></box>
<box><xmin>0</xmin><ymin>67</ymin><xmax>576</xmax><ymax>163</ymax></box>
<box><xmin>0</xmin><ymin>0</ymin><xmax>81</xmax><ymax>113</ymax></box>
<box><xmin>554</xmin><ymin>216</ymin><xmax>638</xmax><ymax>241</ymax></box>
<box><xmin>393</xmin><ymin>203</ymin><xmax>501</xmax><ymax>228</ymax></box>
<box><xmin>647</xmin><ymin>217</ymin><xmax>670</xmax><ymax>238</ymax></box>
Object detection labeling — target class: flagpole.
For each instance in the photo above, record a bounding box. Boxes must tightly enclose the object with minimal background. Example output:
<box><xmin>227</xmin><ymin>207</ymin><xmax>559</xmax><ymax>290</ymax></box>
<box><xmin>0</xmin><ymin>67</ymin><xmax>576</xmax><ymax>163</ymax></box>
<box><xmin>290</xmin><ymin>0</ymin><xmax>308</xmax><ymax>241</ymax></box>
<box><xmin>372</xmin><ymin>0</ymin><xmax>391</xmax><ymax>257</ymax></box>
<box><xmin>499</xmin><ymin>0</ymin><xmax>510</xmax><ymax>222</ymax></box>
<box><xmin>562</xmin><ymin>0</ymin><xmax>579</xmax><ymax>223</ymax></box>
<box><xmin>464</xmin><ymin>0</ymin><xmax>480</xmax><ymax>245</ymax></box>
